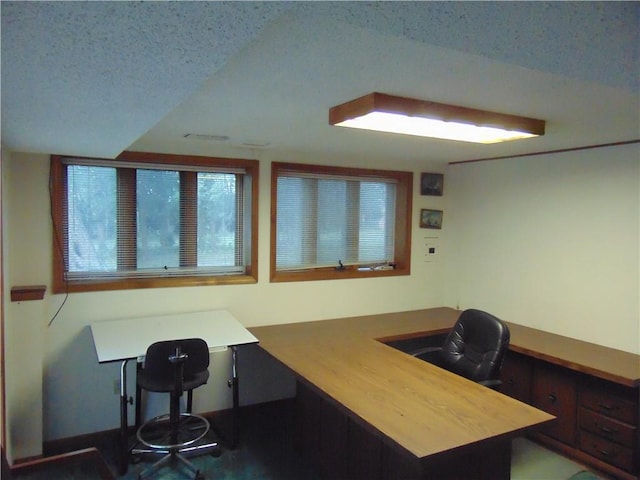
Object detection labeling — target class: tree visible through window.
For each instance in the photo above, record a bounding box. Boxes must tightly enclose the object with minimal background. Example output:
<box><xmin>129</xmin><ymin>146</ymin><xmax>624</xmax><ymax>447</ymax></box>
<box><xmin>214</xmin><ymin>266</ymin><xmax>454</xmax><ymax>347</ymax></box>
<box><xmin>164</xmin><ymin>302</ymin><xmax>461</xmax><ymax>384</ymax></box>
<box><xmin>52</xmin><ymin>152</ymin><xmax>258</xmax><ymax>292</ymax></box>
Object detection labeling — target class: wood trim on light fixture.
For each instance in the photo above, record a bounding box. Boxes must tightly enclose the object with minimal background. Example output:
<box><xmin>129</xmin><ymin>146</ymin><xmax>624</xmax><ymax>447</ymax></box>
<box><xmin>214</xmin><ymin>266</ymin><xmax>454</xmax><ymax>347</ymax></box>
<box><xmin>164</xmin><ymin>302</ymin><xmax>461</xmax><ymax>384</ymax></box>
<box><xmin>329</xmin><ymin>92</ymin><xmax>546</xmax><ymax>136</ymax></box>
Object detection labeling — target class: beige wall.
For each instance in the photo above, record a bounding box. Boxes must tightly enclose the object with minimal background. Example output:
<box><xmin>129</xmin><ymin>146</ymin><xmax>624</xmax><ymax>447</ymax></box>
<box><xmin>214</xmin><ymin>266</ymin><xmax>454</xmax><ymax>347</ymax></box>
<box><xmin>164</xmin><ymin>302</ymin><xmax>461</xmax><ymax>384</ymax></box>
<box><xmin>2</xmin><ymin>151</ymin><xmax>445</xmax><ymax>460</ymax></box>
<box><xmin>3</xmin><ymin>143</ymin><xmax>638</xmax><ymax>462</ymax></box>
<box><xmin>443</xmin><ymin>143</ymin><xmax>639</xmax><ymax>354</ymax></box>
<box><xmin>3</xmin><ymin>152</ymin><xmax>49</xmax><ymax>462</ymax></box>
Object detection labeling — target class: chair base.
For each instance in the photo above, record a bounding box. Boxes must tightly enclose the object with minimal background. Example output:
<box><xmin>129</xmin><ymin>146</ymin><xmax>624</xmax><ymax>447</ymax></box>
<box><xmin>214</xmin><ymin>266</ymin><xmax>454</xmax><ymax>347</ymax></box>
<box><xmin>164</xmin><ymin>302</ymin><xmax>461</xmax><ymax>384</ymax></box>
<box><xmin>138</xmin><ymin>450</ymin><xmax>199</xmax><ymax>480</ymax></box>
<box><xmin>133</xmin><ymin>412</ymin><xmax>218</xmax><ymax>479</ymax></box>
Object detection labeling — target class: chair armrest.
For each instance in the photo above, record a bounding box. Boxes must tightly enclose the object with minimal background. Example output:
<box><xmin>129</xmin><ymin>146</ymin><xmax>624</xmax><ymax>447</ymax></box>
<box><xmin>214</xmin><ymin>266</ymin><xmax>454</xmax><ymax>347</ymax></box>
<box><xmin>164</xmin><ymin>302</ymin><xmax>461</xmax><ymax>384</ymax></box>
<box><xmin>408</xmin><ymin>346</ymin><xmax>442</xmax><ymax>357</ymax></box>
<box><xmin>478</xmin><ymin>379</ymin><xmax>503</xmax><ymax>390</ymax></box>
<box><xmin>409</xmin><ymin>346</ymin><xmax>444</xmax><ymax>366</ymax></box>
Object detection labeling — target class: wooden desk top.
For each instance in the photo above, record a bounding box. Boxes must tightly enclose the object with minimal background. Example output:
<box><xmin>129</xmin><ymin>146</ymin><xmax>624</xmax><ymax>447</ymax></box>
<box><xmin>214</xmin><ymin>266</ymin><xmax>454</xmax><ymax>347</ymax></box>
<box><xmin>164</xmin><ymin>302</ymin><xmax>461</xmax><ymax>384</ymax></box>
<box><xmin>505</xmin><ymin>322</ymin><xmax>640</xmax><ymax>388</ymax></box>
<box><xmin>250</xmin><ymin>307</ymin><xmax>554</xmax><ymax>459</ymax></box>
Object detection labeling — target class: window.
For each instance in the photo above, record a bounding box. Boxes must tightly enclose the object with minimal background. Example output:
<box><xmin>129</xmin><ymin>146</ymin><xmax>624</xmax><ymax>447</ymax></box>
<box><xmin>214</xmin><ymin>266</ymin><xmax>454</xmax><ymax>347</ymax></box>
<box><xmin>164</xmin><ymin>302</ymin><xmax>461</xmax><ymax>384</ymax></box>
<box><xmin>271</xmin><ymin>162</ymin><xmax>412</xmax><ymax>282</ymax></box>
<box><xmin>51</xmin><ymin>152</ymin><xmax>259</xmax><ymax>292</ymax></box>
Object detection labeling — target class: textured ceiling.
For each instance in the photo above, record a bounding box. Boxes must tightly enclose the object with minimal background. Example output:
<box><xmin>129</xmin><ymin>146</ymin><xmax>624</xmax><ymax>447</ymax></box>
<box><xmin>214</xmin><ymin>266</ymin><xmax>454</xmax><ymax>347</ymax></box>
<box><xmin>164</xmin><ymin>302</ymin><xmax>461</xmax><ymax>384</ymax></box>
<box><xmin>2</xmin><ymin>1</ymin><xmax>639</xmax><ymax>163</ymax></box>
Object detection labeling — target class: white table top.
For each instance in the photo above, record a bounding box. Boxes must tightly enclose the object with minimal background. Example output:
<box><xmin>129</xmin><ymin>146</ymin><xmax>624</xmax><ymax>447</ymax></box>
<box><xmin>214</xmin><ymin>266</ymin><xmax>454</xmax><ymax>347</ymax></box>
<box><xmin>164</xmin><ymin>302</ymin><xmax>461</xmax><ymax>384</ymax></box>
<box><xmin>90</xmin><ymin>309</ymin><xmax>258</xmax><ymax>363</ymax></box>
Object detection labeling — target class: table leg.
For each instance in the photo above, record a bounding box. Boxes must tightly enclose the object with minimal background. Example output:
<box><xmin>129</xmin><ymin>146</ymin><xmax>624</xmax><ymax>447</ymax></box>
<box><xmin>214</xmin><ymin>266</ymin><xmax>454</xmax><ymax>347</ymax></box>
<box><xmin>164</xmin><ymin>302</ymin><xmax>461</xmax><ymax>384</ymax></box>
<box><xmin>117</xmin><ymin>359</ymin><xmax>130</xmax><ymax>475</ymax></box>
<box><xmin>135</xmin><ymin>362</ymin><xmax>142</xmax><ymax>429</ymax></box>
<box><xmin>231</xmin><ymin>346</ymin><xmax>239</xmax><ymax>449</ymax></box>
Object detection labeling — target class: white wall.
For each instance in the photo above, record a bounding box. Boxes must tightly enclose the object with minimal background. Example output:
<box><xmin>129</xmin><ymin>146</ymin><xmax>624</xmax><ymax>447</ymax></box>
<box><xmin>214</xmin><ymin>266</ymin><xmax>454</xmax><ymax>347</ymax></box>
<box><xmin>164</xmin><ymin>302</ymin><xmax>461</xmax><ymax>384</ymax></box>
<box><xmin>2</xmin><ymin>151</ymin><xmax>446</xmax><ymax>460</ymax></box>
<box><xmin>443</xmin><ymin>143</ymin><xmax>640</xmax><ymax>354</ymax></box>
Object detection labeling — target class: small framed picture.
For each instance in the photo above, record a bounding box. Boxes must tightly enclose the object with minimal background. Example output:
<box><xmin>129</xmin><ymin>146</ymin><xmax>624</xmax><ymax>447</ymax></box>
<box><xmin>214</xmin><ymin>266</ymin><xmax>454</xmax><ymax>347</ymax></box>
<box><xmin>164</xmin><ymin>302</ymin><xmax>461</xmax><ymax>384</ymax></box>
<box><xmin>420</xmin><ymin>209</ymin><xmax>443</xmax><ymax>229</ymax></box>
<box><xmin>420</xmin><ymin>173</ymin><xmax>444</xmax><ymax>196</ymax></box>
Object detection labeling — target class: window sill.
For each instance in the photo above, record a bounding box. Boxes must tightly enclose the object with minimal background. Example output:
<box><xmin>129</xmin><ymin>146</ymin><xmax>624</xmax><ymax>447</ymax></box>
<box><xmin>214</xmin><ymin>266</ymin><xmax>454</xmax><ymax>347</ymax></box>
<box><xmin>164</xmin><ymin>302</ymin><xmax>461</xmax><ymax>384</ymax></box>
<box><xmin>52</xmin><ymin>273</ymin><xmax>257</xmax><ymax>294</ymax></box>
<box><xmin>270</xmin><ymin>266</ymin><xmax>410</xmax><ymax>283</ymax></box>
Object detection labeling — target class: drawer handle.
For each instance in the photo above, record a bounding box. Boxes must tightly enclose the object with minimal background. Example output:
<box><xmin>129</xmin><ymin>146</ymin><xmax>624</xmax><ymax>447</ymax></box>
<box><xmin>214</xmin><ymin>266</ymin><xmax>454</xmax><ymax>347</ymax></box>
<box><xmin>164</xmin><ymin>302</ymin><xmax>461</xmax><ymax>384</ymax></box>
<box><xmin>548</xmin><ymin>393</ymin><xmax>557</xmax><ymax>403</ymax></box>
<box><xmin>597</xmin><ymin>448</ymin><xmax>616</xmax><ymax>458</ymax></box>
<box><xmin>598</xmin><ymin>425</ymin><xmax>617</xmax><ymax>435</ymax></box>
<box><xmin>597</xmin><ymin>402</ymin><xmax>617</xmax><ymax>411</ymax></box>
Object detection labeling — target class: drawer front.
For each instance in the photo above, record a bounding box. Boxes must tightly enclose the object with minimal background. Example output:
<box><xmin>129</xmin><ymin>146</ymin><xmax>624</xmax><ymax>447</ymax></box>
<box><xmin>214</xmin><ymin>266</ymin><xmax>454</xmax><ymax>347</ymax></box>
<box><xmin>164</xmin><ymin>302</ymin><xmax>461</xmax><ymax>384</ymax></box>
<box><xmin>499</xmin><ymin>352</ymin><xmax>532</xmax><ymax>403</ymax></box>
<box><xmin>532</xmin><ymin>364</ymin><xmax>577</xmax><ymax>445</ymax></box>
<box><xmin>579</xmin><ymin>430</ymin><xmax>635</xmax><ymax>473</ymax></box>
<box><xmin>579</xmin><ymin>407</ymin><xmax>636</xmax><ymax>447</ymax></box>
<box><xmin>581</xmin><ymin>388</ymin><xmax>638</xmax><ymax>425</ymax></box>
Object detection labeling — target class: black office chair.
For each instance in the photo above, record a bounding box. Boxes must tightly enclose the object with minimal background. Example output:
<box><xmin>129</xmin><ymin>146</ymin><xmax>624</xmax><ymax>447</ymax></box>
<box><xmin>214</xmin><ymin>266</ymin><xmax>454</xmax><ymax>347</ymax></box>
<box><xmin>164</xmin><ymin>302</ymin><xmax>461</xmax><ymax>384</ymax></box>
<box><xmin>132</xmin><ymin>338</ymin><xmax>218</xmax><ymax>480</ymax></box>
<box><xmin>410</xmin><ymin>309</ymin><xmax>510</xmax><ymax>388</ymax></box>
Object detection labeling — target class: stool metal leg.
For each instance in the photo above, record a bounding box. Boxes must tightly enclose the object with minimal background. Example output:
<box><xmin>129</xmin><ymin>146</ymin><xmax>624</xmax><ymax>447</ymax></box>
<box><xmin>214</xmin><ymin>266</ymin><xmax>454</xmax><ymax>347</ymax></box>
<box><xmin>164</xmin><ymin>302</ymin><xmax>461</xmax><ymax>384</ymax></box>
<box><xmin>138</xmin><ymin>452</ymin><xmax>200</xmax><ymax>480</ymax></box>
<box><xmin>186</xmin><ymin>389</ymin><xmax>193</xmax><ymax>413</ymax></box>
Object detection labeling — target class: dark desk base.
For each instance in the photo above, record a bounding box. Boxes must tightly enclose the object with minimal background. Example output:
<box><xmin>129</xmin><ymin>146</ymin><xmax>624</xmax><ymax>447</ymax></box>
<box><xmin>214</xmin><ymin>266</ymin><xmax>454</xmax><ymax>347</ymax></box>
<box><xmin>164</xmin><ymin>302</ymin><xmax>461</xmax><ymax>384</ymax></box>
<box><xmin>295</xmin><ymin>381</ymin><xmax>511</xmax><ymax>480</ymax></box>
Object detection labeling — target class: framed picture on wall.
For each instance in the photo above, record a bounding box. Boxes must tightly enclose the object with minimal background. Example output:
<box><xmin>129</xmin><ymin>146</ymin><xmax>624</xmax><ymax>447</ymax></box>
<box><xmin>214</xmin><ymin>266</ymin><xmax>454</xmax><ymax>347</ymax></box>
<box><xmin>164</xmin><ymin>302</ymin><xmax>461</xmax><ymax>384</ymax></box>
<box><xmin>420</xmin><ymin>209</ymin><xmax>443</xmax><ymax>229</ymax></box>
<box><xmin>420</xmin><ymin>173</ymin><xmax>444</xmax><ymax>196</ymax></box>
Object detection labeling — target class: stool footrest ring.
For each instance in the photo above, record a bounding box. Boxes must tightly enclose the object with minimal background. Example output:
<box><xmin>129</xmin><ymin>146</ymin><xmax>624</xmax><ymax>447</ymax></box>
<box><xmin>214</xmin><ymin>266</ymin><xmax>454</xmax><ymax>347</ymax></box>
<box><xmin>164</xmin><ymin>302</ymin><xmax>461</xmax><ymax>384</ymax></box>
<box><xmin>136</xmin><ymin>413</ymin><xmax>210</xmax><ymax>450</ymax></box>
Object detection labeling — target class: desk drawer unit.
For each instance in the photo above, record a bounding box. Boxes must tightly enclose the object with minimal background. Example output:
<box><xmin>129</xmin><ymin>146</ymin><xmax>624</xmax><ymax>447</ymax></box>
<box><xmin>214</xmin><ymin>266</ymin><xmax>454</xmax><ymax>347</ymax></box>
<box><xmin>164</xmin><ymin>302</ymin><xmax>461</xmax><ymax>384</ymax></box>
<box><xmin>532</xmin><ymin>362</ymin><xmax>578</xmax><ymax>446</ymax></box>
<box><xmin>579</xmin><ymin>430</ymin><xmax>635</xmax><ymax>473</ymax></box>
<box><xmin>581</xmin><ymin>388</ymin><xmax>637</xmax><ymax>425</ymax></box>
<box><xmin>500</xmin><ymin>351</ymin><xmax>533</xmax><ymax>403</ymax></box>
<box><xmin>579</xmin><ymin>408</ymin><xmax>635</xmax><ymax>446</ymax></box>
<box><xmin>578</xmin><ymin>380</ymin><xmax>638</xmax><ymax>476</ymax></box>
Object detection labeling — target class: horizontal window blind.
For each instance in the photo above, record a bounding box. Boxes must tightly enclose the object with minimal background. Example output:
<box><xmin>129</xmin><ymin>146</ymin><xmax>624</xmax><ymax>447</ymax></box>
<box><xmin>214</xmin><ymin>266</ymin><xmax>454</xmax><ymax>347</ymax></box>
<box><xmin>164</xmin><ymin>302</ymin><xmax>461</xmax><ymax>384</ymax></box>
<box><xmin>63</xmin><ymin>161</ymin><xmax>248</xmax><ymax>281</ymax></box>
<box><xmin>275</xmin><ymin>172</ymin><xmax>396</xmax><ymax>271</ymax></box>
<box><xmin>66</xmin><ymin>164</ymin><xmax>118</xmax><ymax>275</ymax></box>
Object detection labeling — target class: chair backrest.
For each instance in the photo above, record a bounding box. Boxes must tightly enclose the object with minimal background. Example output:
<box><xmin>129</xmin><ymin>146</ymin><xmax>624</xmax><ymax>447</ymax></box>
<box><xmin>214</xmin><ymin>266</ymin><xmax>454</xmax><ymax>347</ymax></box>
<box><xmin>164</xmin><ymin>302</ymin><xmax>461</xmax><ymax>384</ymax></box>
<box><xmin>439</xmin><ymin>309</ymin><xmax>510</xmax><ymax>383</ymax></box>
<box><xmin>143</xmin><ymin>338</ymin><xmax>210</xmax><ymax>383</ymax></box>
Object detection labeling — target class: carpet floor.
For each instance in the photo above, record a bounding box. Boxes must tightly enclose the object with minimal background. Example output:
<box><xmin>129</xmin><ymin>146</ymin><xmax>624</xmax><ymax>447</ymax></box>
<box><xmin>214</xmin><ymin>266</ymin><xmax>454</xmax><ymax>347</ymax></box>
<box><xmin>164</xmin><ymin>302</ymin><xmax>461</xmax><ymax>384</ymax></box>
<box><xmin>116</xmin><ymin>400</ymin><xmax>319</xmax><ymax>480</ymax></box>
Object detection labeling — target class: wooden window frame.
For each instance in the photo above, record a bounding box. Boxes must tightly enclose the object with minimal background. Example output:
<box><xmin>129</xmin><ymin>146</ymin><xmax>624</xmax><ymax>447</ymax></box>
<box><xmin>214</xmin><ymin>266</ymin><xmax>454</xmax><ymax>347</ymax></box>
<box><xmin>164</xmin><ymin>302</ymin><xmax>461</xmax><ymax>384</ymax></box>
<box><xmin>51</xmin><ymin>151</ymin><xmax>259</xmax><ymax>293</ymax></box>
<box><xmin>270</xmin><ymin>162</ymin><xmax>412</xmax><ymax>283</ymax></box>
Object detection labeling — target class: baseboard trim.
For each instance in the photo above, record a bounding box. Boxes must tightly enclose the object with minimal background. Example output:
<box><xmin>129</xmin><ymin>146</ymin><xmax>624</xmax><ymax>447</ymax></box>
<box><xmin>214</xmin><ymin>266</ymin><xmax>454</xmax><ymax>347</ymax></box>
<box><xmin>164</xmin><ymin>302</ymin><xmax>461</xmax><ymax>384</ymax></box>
<box><xmin>41</xmin><ymin>398</ymin><xmax>294</xmax><ymax>458</ymax></box>
<box><xmin>10</xmin><ymin>447</ymin><xmax>115</xmax><ymax>479</ymax></box>
<box><xmin>528</xmin><ymin>433</ymin><xmax>634</xmax><ymax>480</ymax></box>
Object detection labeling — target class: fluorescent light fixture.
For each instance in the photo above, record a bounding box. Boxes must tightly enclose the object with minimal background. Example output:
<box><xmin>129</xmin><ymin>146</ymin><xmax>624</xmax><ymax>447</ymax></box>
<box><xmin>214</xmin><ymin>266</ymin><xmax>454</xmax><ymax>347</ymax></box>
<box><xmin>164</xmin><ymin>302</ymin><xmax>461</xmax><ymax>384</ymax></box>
<box><xmin>329</xmin><ymin>92</ymin><xmax>545</xmax><ymax>144</ymax></box>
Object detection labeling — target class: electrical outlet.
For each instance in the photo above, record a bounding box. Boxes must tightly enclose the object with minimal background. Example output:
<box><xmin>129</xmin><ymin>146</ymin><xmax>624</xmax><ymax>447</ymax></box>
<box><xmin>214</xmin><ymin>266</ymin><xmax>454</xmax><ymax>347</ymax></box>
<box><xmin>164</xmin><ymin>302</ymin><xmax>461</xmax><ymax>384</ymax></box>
<box><xmin>113</xmin><ymin>379</ymin><xmax>120</xmax><ymax>395</ymax></box>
